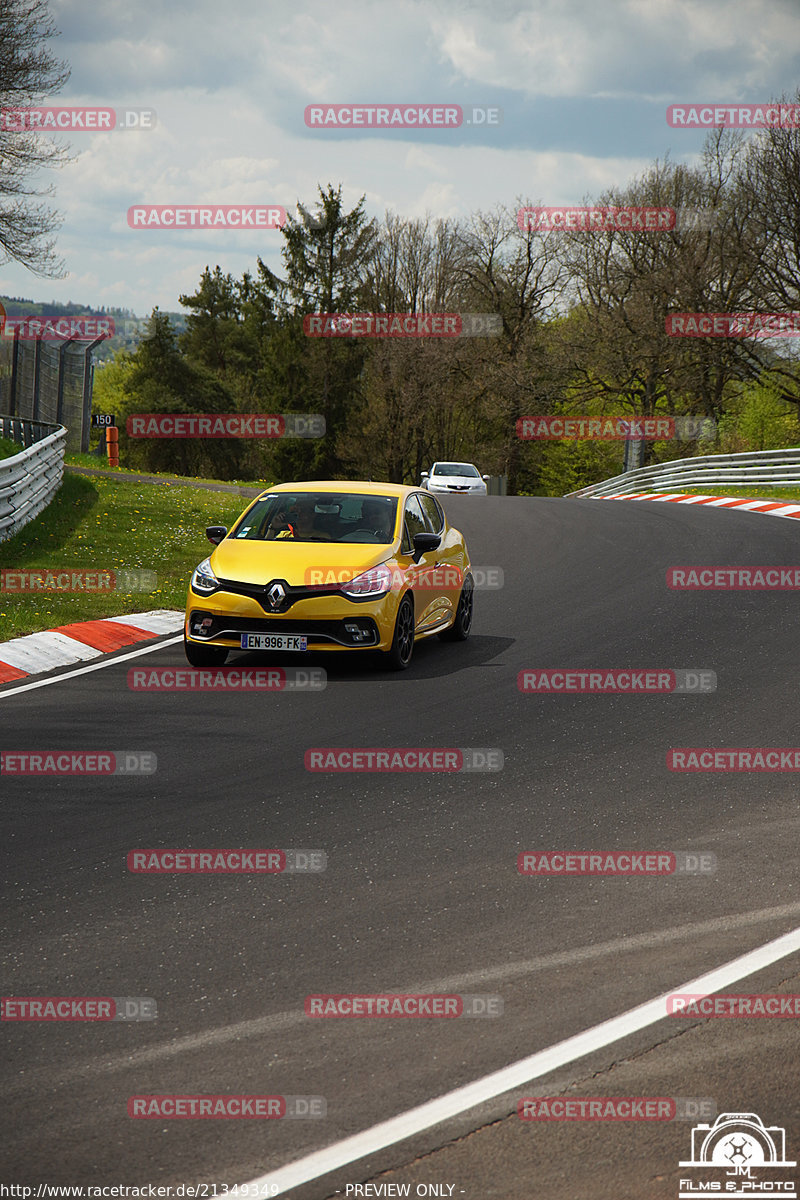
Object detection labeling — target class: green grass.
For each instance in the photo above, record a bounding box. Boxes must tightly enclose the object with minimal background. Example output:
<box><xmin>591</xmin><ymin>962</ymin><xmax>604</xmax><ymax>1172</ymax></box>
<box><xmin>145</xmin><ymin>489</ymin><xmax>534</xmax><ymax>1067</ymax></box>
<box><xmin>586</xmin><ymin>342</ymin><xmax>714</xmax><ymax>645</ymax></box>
<box><xmin>0</xmin><ymin>473</ymin><xmax>253</xmax><ymax>639</ymax></box>
<box><xmin>0</xmin><ymin>436</ymin><xmax>21</xmax><ymax>461</ymax></box>
<box><xmin>64</xmin><ymin>451</ymin><xmax>268</xmax><ymax>488</ymax></box>
<box><xmin>647</xmin><ymin>485</ymin><xmax>800</xmax><ymax>502</ymax></box>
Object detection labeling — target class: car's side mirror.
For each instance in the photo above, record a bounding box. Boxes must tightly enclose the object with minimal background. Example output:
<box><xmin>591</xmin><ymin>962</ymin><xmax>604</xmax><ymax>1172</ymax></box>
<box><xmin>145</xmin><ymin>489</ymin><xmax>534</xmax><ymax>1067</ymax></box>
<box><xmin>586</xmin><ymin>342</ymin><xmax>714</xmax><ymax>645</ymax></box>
<box><xmin>206</xmin><ymin>525</ymin><xmax>227</xmax><ymax>545</ymax></box>
<box><xmin>420</xmin><ymin>471</ymin><xmax>429</xmax><ymax>480</ymax></box>
<box><xmin>412</xmin><ymin>531</ymin><xmax>441</xmax><ymax>562</ymax></box>
<box><xmin>482</xmin><ymin>474</ymin><xmax>490</xmax><ymax>481</ymax></box>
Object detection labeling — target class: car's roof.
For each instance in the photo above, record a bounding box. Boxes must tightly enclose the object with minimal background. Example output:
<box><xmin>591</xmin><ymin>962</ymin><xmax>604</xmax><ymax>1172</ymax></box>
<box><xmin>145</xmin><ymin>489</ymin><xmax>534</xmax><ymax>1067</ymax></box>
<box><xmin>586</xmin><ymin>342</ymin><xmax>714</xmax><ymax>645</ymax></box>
<box><xmin>257</xmin><ymin>481</ymin><xmax>421</xmax><ymax>499</ymax></box>
<box><xmin>432</xmin><ymin>461</ymin><xmax>477</xmax><ymax>468</ymax></box>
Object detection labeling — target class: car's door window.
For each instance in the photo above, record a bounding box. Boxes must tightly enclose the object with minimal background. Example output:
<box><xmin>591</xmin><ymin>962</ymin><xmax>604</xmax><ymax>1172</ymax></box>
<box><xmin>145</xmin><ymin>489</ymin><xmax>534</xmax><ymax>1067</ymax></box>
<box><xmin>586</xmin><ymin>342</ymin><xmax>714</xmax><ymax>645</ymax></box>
<box><xmin>403</xmin><ymin>494</ymin><xmax>428</xmax><ymax>552</ymax></box>
<box><xmin>417</xmin><ymin>493</ymin><xmax>444</xmax><ymax>534</ymax></box>
<box><xmin>404</xmin><ymin>494</ymin><xmax>428</xmax><ymax>536</ymax></box>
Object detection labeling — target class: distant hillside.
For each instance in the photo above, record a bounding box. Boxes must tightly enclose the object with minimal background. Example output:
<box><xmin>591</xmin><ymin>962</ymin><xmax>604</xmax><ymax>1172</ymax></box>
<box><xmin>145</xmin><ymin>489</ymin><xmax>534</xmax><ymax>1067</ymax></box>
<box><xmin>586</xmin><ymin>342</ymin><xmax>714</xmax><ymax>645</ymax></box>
<box><xmin>0</xmin><ymin>296</ymin><xmax>187</xmax><ymax>362</ymax></box>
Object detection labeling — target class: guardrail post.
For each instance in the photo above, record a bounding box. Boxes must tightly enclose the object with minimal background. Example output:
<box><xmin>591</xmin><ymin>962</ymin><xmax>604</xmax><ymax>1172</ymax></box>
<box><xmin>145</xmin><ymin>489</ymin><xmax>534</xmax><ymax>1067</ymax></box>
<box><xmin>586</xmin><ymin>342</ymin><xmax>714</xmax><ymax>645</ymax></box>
<box><xmin>623</xmin><ymin>439</ymin><xmax>646</xmax><ymax>472</ymax></box>
<box><xmin>9</xmin><ymin>327</ymin><xmax>20</xmax><ymax>417</ymax></box>
<box><xmin>81</xmin><ymin>337</ymin><xmax>103</xmax><ymax>452</ymax></box>
<box><xmin>56</xmin><ymin>336</ymin><xmax>76</xmax><ymax>425</ymax></box>
<box><xmin>31</xmin><ymin>335</ymin><xmax>42</xmax><ymax>423</ymax></box>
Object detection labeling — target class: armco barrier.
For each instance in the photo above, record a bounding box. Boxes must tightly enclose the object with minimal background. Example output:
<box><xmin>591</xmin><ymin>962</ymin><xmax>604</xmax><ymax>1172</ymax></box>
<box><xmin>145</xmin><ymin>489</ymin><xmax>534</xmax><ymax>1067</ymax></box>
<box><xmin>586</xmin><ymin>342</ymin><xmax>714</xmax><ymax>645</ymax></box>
<box><xmin>0</xmin><ymin>417</ymin><xmax>67</xmax><ymax>542</ymax></box>
<box><xmin>565</xmin><ymin>446</ymin><xmax>800</xmax><ymax>498</ymax></box>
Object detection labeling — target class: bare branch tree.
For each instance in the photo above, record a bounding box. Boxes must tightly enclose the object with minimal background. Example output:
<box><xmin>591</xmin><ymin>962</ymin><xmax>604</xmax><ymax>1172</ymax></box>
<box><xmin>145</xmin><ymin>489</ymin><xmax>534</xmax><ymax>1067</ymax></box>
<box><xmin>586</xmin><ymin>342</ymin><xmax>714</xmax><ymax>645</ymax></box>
<box><xmin>0</xmin><ymin>0</ymin><xmax>72</xmax><ymax>276</ymax></box>
<box><xmin>737</xmin><ymin>92</ymin><xmax>800</xmax><ymax>414</ymax></box>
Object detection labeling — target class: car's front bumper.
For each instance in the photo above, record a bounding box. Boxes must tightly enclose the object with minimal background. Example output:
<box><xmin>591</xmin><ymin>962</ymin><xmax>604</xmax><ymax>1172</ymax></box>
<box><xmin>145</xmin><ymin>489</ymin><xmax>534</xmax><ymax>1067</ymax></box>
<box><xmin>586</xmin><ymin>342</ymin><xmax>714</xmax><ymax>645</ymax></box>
<box><xmin>185</xmin><ymin>587</ymin><xmax>401</xmax><ymax>653</ymax></box>
<box><xmin>427</xmin><ymin>484</ymin><xmax>487</xmax><ymax>495</ymax></box>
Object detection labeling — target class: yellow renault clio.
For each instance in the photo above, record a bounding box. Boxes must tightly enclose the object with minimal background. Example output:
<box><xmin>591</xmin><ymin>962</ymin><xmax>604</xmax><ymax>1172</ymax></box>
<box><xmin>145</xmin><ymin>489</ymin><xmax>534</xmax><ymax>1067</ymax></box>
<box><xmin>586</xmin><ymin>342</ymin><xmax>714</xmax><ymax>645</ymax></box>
<box><xmin>184</xmin><ymin>482</ymin><xmax>474</xmax><ymax>671</ymax></box>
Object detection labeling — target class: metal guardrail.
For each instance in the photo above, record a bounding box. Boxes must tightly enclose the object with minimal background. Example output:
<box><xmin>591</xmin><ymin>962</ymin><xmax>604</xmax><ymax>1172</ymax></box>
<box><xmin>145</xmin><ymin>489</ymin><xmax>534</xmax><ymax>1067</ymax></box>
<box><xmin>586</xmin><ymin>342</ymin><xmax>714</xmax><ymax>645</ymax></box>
<box><xmin>0</xmin><ymin>417</ymin><xmax>67</xmax><ymax>542</ymax></box>
<box><xmin>565</xmin><ymin>446</ymin><xmax>800</xmax><ymax>498</ymax></box>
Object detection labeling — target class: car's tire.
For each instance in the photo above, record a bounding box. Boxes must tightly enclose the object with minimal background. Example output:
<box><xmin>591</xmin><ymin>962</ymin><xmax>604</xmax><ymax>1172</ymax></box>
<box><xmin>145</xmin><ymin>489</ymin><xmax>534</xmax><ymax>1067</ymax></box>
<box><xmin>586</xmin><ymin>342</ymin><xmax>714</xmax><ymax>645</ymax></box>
<box><xmin>383</xmin><ymin>593</ymin><xmax>415</xmax><ymax>670</ymax></box>
<box><xmin>184</xmin><ymin>636</ymin><xmax>228</xmax><ymax>667</ymax></box>
<box><xmin>439</xmin><ymin>575</ymin><xmax>473</xmax><ymax>641</ymax></box>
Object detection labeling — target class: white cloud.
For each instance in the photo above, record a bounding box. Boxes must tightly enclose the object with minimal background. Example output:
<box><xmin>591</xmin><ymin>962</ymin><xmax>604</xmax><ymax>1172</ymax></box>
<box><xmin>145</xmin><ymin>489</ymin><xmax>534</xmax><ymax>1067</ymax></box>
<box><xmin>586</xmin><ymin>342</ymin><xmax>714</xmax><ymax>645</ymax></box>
<box><xmin>3</xmin><ymin>0</ymin><xmax>797</xmax><ymax>311</ymax></box>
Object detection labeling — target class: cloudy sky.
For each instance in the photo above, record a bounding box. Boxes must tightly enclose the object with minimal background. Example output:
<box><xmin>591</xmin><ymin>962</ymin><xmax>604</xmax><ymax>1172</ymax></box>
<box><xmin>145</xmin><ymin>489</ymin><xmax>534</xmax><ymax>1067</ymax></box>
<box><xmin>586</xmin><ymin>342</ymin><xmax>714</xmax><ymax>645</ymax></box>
<box><xmin>3</xmin><ymin>0</ymin><xmax>800</xmax><ymax>316</ymax></box>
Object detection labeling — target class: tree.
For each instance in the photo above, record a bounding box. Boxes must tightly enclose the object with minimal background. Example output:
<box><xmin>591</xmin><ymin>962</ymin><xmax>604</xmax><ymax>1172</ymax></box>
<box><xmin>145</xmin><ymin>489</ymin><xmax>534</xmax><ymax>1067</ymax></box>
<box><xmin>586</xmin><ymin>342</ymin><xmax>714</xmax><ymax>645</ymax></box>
<box><xmin>179</xmin><ymin>266</ymin><xmax>250</xmax><ymax>376</ymax></box>
<box><xmin>0</xmin><ymin>0</ymin><xmax>71</xmax><ymax>276</ymax></box>
<box><xmin>256</xmin><ymin>185</ymin><xmax>378</xmax><ymax>478</ymax></box>
<box><xmin>118</xmin><ymin>310</ymin><xmax>244</xmax><ymax>478</ymax></box>
<box><xmin>550</xmin><ymin>150</ymin><xmax>766</xmax><ymax>463</ymax></box>
<box><xmin>455</xmin><ymin>204</ymin><xmax>564</xmax><ymax>493</ymax></box>
<box><xmin>344</xmin><ymin>213</ymin><xmax>477</xmax><ymax>482</ymax></box>
<box><xmin>738</xmin><ymin>92</ymin><xmax>800</xmax><ymax>422</ymax></box>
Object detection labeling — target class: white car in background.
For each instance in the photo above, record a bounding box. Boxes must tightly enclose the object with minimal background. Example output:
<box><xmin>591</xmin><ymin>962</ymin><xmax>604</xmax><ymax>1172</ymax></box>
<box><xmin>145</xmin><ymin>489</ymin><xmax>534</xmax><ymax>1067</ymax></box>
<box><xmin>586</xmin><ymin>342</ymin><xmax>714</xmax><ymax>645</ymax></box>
<box><xmin>421</xmin><ymin>462</ymin><xmax>490</xmax><ymax>495</ymax></box>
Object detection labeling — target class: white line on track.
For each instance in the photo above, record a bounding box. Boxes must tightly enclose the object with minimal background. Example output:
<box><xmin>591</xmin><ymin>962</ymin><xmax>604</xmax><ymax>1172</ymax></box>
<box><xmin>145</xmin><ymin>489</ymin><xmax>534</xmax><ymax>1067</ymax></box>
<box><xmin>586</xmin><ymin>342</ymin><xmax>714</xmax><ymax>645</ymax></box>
<box><xmin>0</xmin><ymin>635</ymin><xmax>183</xmax><ymax>700</ymax></box>
<box><xmin>248</xmin><ymin>925</ymin><xmax>800</xmax><ymax>1195</ymax></box>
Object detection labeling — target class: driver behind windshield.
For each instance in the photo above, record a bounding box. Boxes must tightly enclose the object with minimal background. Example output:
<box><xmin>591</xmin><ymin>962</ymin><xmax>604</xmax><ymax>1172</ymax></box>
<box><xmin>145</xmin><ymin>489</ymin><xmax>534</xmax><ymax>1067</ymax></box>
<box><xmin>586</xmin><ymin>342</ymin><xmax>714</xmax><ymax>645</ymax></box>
<box><xmin>268</xmin><ymin>496</ymin><xmax>333</xmax><ymax>540</ymax></box>
<box><xmin>359</xmin><ymin>498</ymin><xmax>395</xmax><ymax>541</ymax></box>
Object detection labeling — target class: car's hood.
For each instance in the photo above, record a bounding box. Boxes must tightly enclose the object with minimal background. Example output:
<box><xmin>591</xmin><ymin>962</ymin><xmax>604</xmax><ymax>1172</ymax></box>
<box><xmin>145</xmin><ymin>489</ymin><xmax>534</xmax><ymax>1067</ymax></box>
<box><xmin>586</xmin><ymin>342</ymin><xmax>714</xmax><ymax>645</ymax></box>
<box><xmin>209</xmin><ymin>539</ymin><xmax>397</xmax><ymax>587</ymax></box>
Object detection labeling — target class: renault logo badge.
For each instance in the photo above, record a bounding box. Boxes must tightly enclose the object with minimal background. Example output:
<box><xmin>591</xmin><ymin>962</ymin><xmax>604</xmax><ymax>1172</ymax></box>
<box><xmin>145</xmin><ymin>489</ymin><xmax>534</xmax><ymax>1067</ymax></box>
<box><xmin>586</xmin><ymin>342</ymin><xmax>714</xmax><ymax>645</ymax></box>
<box><xmin>266</xmin><ymin>582</ymin><xmax>286</xmax><ymax>610</ymax></box>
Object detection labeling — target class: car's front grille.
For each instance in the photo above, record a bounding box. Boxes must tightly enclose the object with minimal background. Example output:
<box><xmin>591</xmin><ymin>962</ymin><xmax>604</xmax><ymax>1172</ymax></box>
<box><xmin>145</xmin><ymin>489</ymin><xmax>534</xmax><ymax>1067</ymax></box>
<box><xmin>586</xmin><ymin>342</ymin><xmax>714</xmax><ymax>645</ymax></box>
<box><xmin>215</xmin><ymin>577</ymin><xmax>325</xmax><ymax>613</ymax></box>
<box><xmin>211</xmin><ymin>576</ymin><xmax>385</xmax><ymax>610</ymax></box>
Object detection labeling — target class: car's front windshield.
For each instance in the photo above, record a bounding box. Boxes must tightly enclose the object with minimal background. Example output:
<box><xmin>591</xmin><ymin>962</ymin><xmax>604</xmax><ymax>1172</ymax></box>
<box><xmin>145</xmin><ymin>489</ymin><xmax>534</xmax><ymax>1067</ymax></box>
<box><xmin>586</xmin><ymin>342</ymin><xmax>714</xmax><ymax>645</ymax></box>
<box><xmin>231</xmin><ymin>493</ymin><xmax>399</xmax><ymax>544</ymax></box>
<box><xmin>433</xmin><ymin>463</ymin><xmax>480</xmax><ymax>477</ymax></box>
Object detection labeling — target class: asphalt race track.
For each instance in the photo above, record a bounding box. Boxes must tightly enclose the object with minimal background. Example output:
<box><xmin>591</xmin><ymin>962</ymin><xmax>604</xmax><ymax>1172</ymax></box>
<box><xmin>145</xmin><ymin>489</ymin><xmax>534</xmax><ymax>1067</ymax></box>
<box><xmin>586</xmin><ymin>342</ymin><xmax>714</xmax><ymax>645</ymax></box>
<box><xmin>2</xmin><ymin>495</ymin><xmax>800</xmax><ymax>1198</ymax></box>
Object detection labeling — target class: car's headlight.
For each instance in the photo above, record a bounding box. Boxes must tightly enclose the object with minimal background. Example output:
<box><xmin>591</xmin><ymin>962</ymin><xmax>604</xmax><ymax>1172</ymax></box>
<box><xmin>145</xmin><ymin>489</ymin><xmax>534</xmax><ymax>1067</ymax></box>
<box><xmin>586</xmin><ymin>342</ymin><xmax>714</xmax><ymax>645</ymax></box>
<box><xmin>191</xmin><ymin>557</ymin><xmax>219</xmax><ymax>595</ymax></box>
<box><xmin>340</xmin><ymin>562</ymin><xmax>397</xmax><ymax>598</ymax></box>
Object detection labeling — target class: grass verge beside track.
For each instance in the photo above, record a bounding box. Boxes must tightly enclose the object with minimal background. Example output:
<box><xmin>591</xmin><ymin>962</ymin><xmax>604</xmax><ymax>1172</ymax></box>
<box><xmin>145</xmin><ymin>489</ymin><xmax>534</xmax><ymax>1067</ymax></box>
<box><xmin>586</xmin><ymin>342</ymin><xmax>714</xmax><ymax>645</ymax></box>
<box><xmin>0</xmin><ymin>473</ymin><xmax>252</xmax><ymax>639</ymax></box>
<box><xmin>64</xmin><ymin>451</ymin><xmax>266</xmax><ymax>488</ymax></box>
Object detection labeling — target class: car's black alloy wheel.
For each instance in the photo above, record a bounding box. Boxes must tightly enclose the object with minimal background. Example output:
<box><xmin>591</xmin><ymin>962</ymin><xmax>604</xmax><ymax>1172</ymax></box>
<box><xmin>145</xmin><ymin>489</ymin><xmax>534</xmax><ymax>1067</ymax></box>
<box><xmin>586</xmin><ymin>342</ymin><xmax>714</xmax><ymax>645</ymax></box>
<box><xmin>439</xmin><ymin>575</ymin><xmax>473</xmax><ymax>641</ymax></box>
<box><xmin>384</xmin><ymin>594</ymin><xmax>415</xmax><ymax>670</ymax></box>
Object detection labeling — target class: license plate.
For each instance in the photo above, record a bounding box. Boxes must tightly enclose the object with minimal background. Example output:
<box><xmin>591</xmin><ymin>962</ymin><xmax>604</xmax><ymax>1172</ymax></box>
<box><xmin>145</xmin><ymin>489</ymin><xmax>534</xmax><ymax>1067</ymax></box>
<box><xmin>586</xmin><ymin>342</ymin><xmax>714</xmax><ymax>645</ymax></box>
<box><xmin>240</xmin><ymin>634</ymin><xmax>308</xmax><ymax>651</ymax></box>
